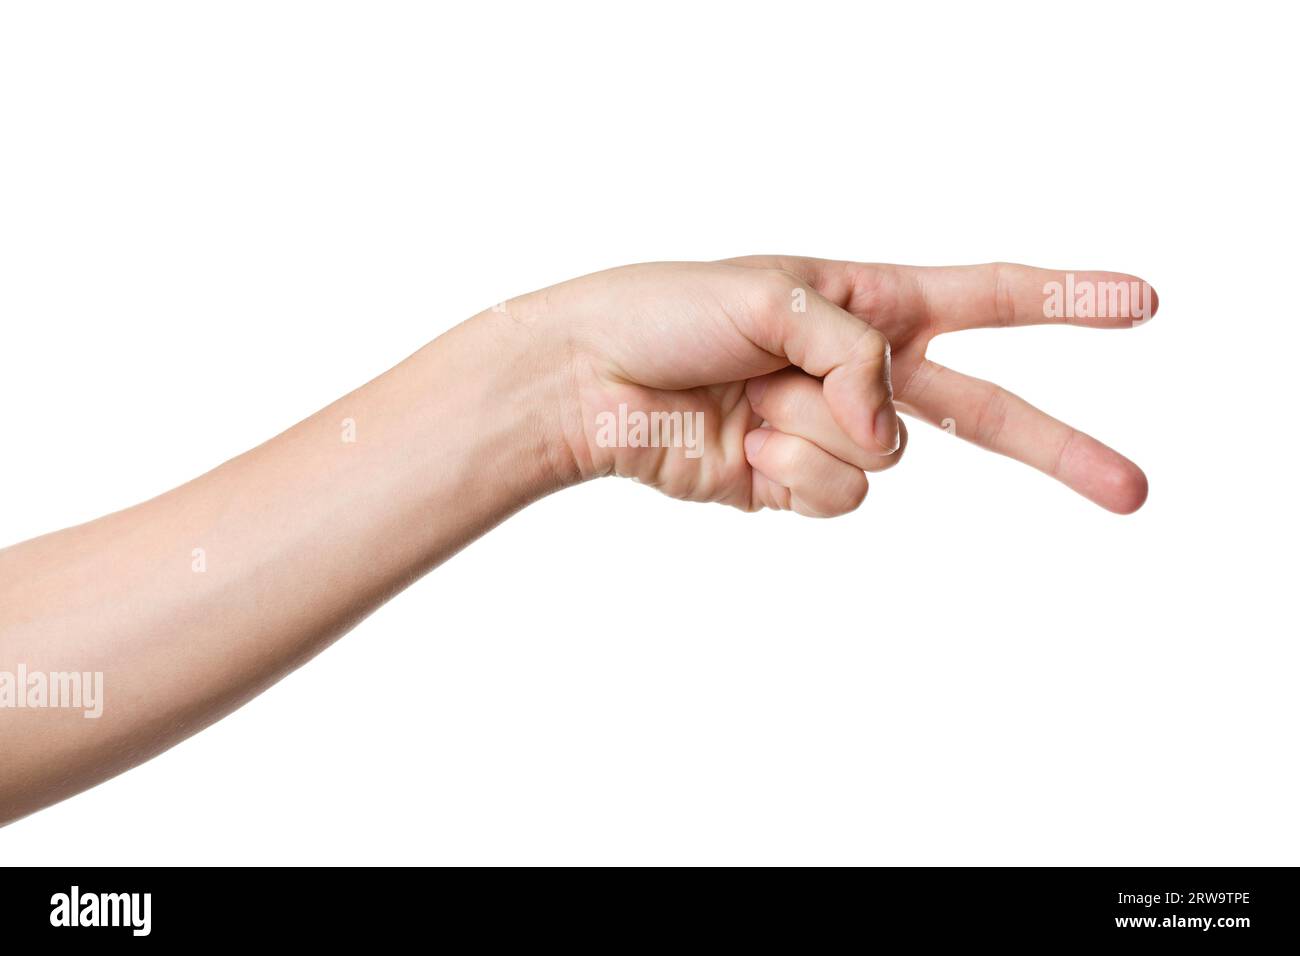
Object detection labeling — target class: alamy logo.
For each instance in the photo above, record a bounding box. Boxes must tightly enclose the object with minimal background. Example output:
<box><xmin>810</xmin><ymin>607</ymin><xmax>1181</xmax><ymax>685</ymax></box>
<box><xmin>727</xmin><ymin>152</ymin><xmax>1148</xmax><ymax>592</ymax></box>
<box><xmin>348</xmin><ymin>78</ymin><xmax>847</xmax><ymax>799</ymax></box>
<box><xmin>50</xmin><ymin>886</ymin><xmax>151</xmax><ymax>936</ymax></box>
<box><xmin>0</xmin><ymin>665</ymin><xmax>103</xmax><ymax>718</ymax></box>
<box><xmin>1042</xmin><ymin>273</ymin><xmax>1154</xmax><ymax>326</ymax></box>
<box><xmin>594</xmin><ymin>403</ymin><xmax>705</xmax><ymax>459</ymax></box>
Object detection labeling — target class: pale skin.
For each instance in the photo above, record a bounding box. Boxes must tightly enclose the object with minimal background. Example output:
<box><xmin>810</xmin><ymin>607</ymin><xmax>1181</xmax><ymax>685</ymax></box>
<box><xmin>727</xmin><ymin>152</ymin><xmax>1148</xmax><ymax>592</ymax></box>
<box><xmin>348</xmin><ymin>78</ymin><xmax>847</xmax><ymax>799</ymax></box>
<box><xmin>0</xmin><ymin>257</ymin><xmax>1155</xmax><ymax>825</ymax></box>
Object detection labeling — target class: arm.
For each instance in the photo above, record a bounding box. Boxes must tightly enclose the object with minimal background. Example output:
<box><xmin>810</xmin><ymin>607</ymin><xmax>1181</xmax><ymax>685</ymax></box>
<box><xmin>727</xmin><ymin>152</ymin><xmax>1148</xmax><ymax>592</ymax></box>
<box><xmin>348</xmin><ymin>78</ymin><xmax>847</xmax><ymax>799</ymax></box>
<box><xmin>0</xmin><ymin>257</ymin><xmax>1152</xmax><ymax>825</ymax></box>
<box><xmin>0</xmin><ymin>261</ymin><xmax>900</xmax><ymax>824</ymax></box>
<box><xmin>0</xmin><ymin>309</ymin><xmax>578</xmax><ymax>824</ymax></box>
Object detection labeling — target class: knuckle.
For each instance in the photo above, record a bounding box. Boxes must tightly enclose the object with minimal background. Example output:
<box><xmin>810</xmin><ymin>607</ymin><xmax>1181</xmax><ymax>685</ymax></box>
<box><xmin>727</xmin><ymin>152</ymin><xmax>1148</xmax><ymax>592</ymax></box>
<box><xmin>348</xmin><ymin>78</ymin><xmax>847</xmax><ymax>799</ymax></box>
<box><xmin>846</xmin><ymin>267</ymin><xmax>898</xmax><ymax>320</ymax></box>
<box><xmin>851</xmin><ymin>326</ymin><xmax>890</xmax><ymax>366</ymax></box>
<box><xmin>778</xmin><ymin>436</ymin><xmax>807</xmax><ymax>474</ymax></box>
<box><xmin>759</xmin><ymin>268</ymin><xmax>803</xmax><ymax>309</ymax></box>
<box><xmin>972</xmin><ymin>384</ymin><xmax>1012</xmax><ymax>448</ymax></box>
<box><xmin>990</xmin><ymin>262</ymin><xmax>1017</xmax><ymax>328</ymax></box>
<box><xmin>840</xmin><ymin>472</ymin><xmax>869</xmax><ymax>514</ymax></box>
<box><xmin>764</xmin><ymin>373</ymin><xmax>809</xmax><ymax>423</ymax></box>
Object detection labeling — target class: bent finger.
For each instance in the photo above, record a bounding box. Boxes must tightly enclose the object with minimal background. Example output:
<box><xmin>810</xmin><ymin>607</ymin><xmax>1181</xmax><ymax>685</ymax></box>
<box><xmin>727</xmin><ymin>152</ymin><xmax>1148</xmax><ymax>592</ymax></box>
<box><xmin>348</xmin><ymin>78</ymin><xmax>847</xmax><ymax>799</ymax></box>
<box><xmin>732</xmin><ymin>267</ymin><xmax>899</xmax><ymax>454</ymax></box>
<box><xmin>744</xmin><ymin>428</ymin><xmax>869</xmax><ymax>518</ymax></box>
<box><xmin>746</xmin><ymin>368</ymin><xmax>906</xmax><ymax>472</ymax></box>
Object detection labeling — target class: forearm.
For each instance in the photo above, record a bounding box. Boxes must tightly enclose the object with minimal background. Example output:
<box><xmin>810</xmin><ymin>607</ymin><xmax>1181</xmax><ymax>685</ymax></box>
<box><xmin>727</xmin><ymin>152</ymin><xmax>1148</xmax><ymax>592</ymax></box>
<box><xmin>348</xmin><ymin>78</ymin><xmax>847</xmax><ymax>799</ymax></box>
<box><xmin>0</xmin><ymin>308</ymin><xmax>576</xmax><ymax>824</ymax></box>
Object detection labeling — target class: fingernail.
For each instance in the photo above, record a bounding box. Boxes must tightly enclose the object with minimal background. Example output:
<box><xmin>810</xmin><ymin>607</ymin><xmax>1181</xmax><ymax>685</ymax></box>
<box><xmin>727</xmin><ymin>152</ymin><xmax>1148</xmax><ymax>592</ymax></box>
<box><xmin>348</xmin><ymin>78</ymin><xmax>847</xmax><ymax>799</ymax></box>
<box><xmin>744</xmin><ymin>429</ymin><xmax>770</xmax><ymax>458</ymax></box>
<box><xmin>746</xmin><ymin>376</ymin><xmax>769</xmax><ymax>406</ymax></box>
<box><xmin>874</xmin><ymin>405</ymin><xmax>900</xmax><ymax>453</ymax></box>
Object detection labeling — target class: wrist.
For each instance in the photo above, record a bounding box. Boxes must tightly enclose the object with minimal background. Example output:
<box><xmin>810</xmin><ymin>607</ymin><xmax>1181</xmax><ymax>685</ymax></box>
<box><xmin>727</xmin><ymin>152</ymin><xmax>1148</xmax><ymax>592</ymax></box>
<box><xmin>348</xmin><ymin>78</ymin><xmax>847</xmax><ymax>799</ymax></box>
<box><xmin>451</xmin><ymin>301</ymin><xmax>596</xmax><ymax>496</ymax></box>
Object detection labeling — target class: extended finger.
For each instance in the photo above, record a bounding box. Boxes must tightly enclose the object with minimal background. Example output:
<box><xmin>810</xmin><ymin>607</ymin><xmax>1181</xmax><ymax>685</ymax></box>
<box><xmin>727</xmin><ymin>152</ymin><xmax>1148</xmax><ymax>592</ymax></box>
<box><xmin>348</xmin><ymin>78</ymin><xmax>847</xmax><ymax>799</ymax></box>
<box><xmin>723</xmin><ymin>256</ymin><xmax>1159</xmax><ymax>333</ymax></box>
<box><xmin>901</xmin><ymin>360</ymin><xmax>1148</xmax><ymax>514</ymax></box>
<box><xmin>908</xmin><ymin>262</ymin><xmax>1159</xmax><ymax>333</ymax></box>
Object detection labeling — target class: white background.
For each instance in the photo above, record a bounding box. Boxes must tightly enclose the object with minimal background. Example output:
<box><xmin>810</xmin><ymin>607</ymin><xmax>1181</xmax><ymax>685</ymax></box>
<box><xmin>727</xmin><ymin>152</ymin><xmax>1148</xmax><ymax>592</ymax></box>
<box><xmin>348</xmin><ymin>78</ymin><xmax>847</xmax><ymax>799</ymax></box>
<box><xmin>1</xmin><ymin>1</ymin><xmax>1296</xmax><ymax>865</ymax></box>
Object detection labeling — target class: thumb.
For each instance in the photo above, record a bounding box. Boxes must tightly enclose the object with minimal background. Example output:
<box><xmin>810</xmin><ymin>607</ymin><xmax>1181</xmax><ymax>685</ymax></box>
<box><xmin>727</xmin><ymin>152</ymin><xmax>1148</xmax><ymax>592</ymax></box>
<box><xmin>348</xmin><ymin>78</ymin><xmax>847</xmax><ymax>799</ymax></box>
<box><xmin>739</xmin><ymin>269</ymin><xmax>898</xmax><ymax>454</ymax></box>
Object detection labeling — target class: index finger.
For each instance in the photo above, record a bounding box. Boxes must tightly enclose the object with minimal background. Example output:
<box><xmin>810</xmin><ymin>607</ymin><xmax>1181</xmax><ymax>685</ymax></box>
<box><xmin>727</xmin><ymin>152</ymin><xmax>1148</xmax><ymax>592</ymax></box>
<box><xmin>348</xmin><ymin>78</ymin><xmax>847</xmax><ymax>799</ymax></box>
<box><xmin>723</xmin><ymin>256</ymin><xmax>1159</xmax><ymax>332</ymax></box>
<box><xmin>907</xmin><ymin>262</ymin><xmax>1158</xmax><ymax>333</ymax></box>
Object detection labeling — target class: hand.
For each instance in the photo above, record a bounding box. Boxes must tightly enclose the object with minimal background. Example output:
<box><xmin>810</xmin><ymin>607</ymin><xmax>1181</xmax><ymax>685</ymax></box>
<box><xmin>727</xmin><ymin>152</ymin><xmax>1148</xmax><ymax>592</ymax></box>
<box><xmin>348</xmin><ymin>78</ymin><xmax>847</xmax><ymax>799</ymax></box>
<box><xmin>513</xmin><ymin>261</ymin><xmax>904</xmax><ymax>516</ymax></box>
<box><xmin>521</xmin><ymin>257</ymin><xmax>1155</xmax><ymax>515</ymax></box>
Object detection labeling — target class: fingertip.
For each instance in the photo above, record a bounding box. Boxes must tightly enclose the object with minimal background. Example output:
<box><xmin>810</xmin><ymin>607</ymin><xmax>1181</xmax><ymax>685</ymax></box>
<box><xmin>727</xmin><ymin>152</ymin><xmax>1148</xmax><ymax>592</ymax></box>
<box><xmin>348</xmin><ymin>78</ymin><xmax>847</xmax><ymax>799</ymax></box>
<box><xmin>1058</xmin><ymin>434</ymin><xmax>1148</xmax><ymax>514</ymax></box>
<box><xmin>1101</xmin><ymin>460</ymin><xmax>1148</xmax><ymax>515</ymax></box>
<box><xmin>744</xmin><ymin>427</ymin><xmax>772</xmax><ymax>461</ymax></box>
<box><xmin>1086</xmin><ymin>456</ymin><xmax>1148</xmax><ymax>514</ymax></box>
<box><xmin>882</xmin><ymin>418</ymin><xmax>909</xmax><ymax>468</ymax></box>
<box><xmin>874</xmin><ymin>403</ymin><xmax>901</xmax><ymax>454</ymax></box>
<box><xmin>1132</xmin><ymin>278</ymin><xmax>1158</xmax><ymax>327</ymax></box>
<box><xmin>1123</xmin><ymin>275</ymin><xmax>1158</xmax><ymax>326</ymax></box>
<box><xmin>822</xmin><ymin>374</ymin><xmax>894</xmax><ymax>455</ymax></box>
